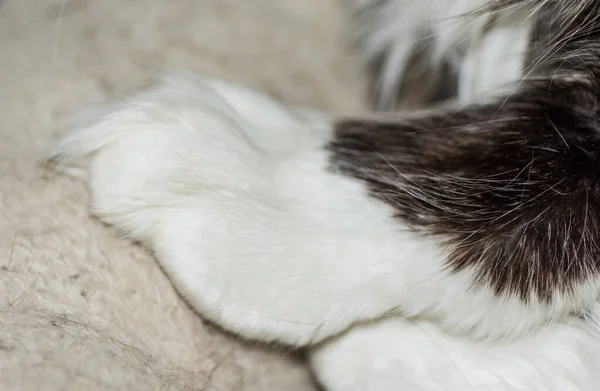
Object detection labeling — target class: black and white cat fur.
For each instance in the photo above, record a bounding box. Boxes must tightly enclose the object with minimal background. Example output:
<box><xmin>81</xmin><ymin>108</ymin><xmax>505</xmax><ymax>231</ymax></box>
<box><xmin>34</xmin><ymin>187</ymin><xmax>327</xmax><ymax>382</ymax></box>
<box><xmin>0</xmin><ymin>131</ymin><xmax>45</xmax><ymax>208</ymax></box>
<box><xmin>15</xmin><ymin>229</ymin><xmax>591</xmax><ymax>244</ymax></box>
<box><xmin>46</xmin><ymin>0</ymin><xmax>600</xmax><ymax>389</ymax></box>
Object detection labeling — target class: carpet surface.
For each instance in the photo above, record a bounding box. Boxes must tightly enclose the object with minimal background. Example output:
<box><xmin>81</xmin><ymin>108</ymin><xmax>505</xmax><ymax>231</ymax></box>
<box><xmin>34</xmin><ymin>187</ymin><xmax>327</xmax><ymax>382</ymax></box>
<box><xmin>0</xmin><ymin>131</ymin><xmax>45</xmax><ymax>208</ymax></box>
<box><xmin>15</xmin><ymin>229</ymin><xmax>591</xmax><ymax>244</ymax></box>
<box><xmin>0</xmin><ymin>0</ymin><xmax>365</xmax><ymax>389</ymax></box>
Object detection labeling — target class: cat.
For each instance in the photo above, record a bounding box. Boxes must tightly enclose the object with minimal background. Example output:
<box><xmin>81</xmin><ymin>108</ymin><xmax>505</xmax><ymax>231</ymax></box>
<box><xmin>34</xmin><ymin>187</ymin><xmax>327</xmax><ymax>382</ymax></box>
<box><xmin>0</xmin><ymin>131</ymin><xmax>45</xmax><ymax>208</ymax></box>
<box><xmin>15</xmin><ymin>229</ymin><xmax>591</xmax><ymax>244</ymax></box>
<box><xmin>46</xmin><ymin>0</ymin><xmax>600</xmax><ymax>389</ymax></box>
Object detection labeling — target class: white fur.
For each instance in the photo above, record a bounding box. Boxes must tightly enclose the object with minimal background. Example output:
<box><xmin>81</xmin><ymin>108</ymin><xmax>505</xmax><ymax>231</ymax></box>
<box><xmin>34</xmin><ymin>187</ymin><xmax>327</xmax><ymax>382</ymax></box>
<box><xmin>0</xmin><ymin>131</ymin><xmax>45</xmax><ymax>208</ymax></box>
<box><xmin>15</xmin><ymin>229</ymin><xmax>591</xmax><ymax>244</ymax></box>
<box><xmin>458</xmin><ymin>8</ymin><xmax>533</xmax><ymax>100</ymax></box>
<box><xmin>311</xmin><ymin>313</ymin><xmax>600</xmax><ymax>391</ymax></box>
<box><xmin>50</xmin><ymin>73</ymin><xmax>446</xmax><ymax>345</ymax></box>
<box><xmin>48</xmin><ymin>71</ymin><xmax>600</xmax><ymax>389</ymax></box>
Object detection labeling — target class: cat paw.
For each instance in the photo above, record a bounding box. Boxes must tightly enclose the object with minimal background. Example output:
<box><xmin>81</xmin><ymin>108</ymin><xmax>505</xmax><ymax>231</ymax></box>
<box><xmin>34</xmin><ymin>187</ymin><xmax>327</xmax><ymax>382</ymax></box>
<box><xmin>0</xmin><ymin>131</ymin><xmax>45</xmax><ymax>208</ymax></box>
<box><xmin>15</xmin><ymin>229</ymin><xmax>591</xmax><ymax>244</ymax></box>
<box><xmin>46</xmin><ymin>73</ymin><xmax>411</xmax><ymax>345</ymax></box>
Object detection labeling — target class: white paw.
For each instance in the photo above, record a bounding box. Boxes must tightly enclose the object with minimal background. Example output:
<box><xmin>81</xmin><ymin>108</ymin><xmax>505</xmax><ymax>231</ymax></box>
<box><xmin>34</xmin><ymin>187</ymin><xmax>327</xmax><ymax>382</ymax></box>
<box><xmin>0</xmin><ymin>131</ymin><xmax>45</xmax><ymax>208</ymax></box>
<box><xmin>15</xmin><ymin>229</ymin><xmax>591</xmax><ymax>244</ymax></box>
<box><xmin>47</xmin><ymin>73</ymin><xmax>429</xmax><ymax>346</ymax></box>
<box><xmin>310</xmin><ymin>315</ymin><xmax>600</xmax><ymax>391</ymax></box>
<box><xmin>47</xmin><ymin>73</ymin><xmax>587</xmax><ymax>347</ymax></box>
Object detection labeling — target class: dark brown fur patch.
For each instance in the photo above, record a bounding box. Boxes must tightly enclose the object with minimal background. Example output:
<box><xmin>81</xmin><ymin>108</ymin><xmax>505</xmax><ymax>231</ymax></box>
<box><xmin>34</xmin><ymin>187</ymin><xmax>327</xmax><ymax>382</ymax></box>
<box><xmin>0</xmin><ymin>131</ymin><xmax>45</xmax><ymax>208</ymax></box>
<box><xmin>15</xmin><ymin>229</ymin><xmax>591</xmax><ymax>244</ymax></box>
<box><xmin>333</xmin><ymin>0</ymin><xmax>600</xmax><ymax>302</ymax></box>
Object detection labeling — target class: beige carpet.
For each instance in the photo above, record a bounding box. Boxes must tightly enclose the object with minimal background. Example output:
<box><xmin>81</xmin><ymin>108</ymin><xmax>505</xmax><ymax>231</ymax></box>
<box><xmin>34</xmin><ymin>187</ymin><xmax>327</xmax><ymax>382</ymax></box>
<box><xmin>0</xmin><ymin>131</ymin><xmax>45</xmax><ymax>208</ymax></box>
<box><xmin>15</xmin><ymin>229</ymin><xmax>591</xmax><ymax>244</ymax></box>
<box><xmin>0</xmin><ymin>0</ymin><xmax>365</xmax><ymax>389</ymax></box>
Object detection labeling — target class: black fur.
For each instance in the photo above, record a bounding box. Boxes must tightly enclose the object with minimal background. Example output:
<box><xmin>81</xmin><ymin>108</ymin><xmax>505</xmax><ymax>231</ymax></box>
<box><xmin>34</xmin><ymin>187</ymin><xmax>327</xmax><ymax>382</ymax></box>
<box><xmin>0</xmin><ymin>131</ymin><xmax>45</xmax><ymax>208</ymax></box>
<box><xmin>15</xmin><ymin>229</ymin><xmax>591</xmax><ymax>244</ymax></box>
<box><xmin>332</xmin><ymin>0</ymin><xmax>600</xmax><ymax>302</ymax></box>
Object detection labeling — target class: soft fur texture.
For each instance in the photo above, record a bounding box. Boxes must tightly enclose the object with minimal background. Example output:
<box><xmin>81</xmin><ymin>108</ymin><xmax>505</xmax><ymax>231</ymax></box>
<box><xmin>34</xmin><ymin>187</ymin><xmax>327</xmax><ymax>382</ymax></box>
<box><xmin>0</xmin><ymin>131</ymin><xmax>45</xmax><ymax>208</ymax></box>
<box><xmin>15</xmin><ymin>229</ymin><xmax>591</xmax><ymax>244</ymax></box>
<box><xmin>20</xmin><ymin>0</ymin><xmax>600</xmax><ymax>390</ymax></box>
<box><xmin>324</xmin><ymin>0</ymin><xmax>600</xmax><ymax>389</ymax></box>
<box><xmin>343</xmin><ymin>0</ymin><xmax>600</xmax><ymax>314</ymax></box>
<box><xmin>45</xmin><ymin>1</ymin><xmax>600</xmax><ymax>390</ymax></box>
<box><xmin>0</xmin><ymin>0</ymin><xmax>362</xmax><ymax>390</ymax></box>
<box><xmin>45</xmin><ymin>72</ymin><xmax>600</xmax><ymax>391</ymax></box>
